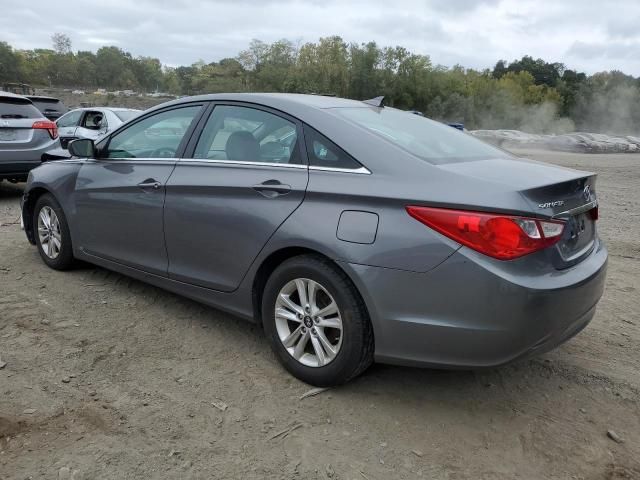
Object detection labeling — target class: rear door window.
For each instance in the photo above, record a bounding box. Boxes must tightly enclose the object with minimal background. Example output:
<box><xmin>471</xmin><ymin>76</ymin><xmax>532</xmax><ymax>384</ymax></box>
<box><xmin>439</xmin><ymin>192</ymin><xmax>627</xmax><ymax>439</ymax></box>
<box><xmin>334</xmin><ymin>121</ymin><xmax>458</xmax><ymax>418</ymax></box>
<box><xmin>57</xmin><ymin>110</ymin><xmax>83</xmax><ymax>128</ymax></box>
<box><xmin>0</xmin><ymin>98</ymin><xmax>42</xmax><ymax>119</ymax></box>
<box><xmin>194</xmin><ymin>105</ymin><xmax>302</xmax><ymax>164</ymax></box>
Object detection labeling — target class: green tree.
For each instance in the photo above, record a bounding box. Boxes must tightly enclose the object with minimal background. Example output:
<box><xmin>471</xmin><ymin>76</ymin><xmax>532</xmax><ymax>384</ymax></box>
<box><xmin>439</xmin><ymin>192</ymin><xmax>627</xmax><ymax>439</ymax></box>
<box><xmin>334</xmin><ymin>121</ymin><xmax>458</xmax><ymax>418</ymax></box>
<box><xmin>0</xmin><ymin>41</ymin><xmax>21</xmax><ymax>83</ymax></box>
<box><xmin>2</xmin><ymin>37</ymin><xmax>639</xmax><ymax>135</ymax></box>
<box><xmin>347</xmin><ymin>42</ymin><xmax>380</xmax><ymax>100</ymax></box>
<box><xmin>75</xmin><ymin>51</ymin><xmax>98</xmax><ymax>88</ymax></box>
<box><xmin>95</xmin><ymin>46</ymin><xmax>135</xmax><ymax>89</ymax></box>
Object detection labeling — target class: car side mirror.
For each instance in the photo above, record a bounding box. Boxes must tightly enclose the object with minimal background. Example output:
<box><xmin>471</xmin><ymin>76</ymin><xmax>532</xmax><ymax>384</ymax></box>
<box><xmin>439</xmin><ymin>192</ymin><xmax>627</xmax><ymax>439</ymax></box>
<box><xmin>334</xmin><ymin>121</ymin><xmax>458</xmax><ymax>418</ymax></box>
<box><xmin>68</xmin><ymin>138</ymin><xmax>96</xmax><ymax>158</ymax></box>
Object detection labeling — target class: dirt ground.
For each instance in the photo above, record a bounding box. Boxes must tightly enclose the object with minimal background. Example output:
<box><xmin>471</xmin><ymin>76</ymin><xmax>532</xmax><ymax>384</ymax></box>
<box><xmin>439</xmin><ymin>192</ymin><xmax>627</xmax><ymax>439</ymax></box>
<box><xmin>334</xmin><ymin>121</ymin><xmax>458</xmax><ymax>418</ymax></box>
<box><xmin>1</xmin><ymin>150</ymin><xmax>639</xmax><ymax>480</ymax></box>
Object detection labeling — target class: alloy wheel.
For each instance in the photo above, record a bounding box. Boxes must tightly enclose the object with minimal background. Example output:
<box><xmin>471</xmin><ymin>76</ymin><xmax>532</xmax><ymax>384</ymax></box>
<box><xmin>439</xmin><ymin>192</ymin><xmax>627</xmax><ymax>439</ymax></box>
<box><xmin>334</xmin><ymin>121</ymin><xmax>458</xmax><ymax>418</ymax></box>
<box><xmin>37</xmin><ymin>206</ymin><xmax>62</xmax><ymax>259</ymax></box>
<box><xmin>274</xmin><ymin>278</ymin><xmax>343</xmax><ymax>367</ymax></box>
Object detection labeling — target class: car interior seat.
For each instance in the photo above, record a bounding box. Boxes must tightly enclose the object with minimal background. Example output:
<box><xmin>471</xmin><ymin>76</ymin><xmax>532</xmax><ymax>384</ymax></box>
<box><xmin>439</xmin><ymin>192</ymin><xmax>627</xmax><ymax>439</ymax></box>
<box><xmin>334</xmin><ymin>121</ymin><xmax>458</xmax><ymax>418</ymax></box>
<box><xmin>225</xmin><ymin>131</ymin><xmax>260</xmax><ymax>161</ymax></box>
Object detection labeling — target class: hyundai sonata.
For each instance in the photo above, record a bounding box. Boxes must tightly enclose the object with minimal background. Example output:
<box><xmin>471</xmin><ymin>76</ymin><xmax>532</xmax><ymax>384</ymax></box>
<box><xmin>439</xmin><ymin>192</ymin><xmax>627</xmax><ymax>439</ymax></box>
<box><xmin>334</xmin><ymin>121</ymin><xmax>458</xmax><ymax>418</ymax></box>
<box><xmin>21</xmin><ymin>93</ymin><xmax>607</xmax><ymax>386</ymax></box>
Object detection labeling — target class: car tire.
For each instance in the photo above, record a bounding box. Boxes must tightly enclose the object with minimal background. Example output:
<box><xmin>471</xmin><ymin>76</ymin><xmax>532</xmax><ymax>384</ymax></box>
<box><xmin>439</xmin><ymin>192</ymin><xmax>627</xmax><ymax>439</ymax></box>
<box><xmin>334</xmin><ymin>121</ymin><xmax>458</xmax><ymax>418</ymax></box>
<box><xmin>262</xmin><ymin>254</ymin><xmax>374</xmax><ymax>386</ymax></box>
<box><xmin>33</xmin><ymin>193</ymin><xmax>75</xmax><ymax>270</ymax></box>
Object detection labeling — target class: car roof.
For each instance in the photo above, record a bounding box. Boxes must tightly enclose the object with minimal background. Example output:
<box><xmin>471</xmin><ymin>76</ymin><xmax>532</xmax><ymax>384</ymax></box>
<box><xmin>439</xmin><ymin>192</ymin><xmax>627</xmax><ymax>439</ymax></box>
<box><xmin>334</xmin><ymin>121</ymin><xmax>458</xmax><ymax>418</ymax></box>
<box><xmin>0</xmin><ymin>91</ymin><xmax>33</xmax><ymax>102</ymax></box>
<box><xmin>27</xmin><ymin>95</ymin><xmax>62</xmax><ymax>102</ymax></box>
<box><xmin>152</xmin><ymin>93</ymin><xmax>367</xmax><ymax>114</ymax></box>
<box><xmin>65</xmin><ymin>107</ymin><xmax>141</xmax><ymax>113</ymax></box>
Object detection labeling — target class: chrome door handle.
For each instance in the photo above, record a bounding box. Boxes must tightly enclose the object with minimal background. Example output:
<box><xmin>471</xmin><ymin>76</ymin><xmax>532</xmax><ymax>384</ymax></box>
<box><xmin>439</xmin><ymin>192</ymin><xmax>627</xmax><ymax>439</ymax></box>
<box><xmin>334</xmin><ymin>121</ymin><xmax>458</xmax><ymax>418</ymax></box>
<box><xmin>252</xmin><ymin>180</ymin><xmax>291</xmax><ymax>197</ymax></box>
<box><xmin>137</xmin><ymin>179</ymin><xmax>162</xmax><ymax>190</ymax></box>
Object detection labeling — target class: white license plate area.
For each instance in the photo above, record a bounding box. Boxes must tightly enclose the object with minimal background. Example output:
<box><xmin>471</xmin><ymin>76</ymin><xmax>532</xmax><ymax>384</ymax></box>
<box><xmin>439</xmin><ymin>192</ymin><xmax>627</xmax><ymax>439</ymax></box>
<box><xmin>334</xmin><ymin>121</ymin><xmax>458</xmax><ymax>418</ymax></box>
<box><xmin>0</xmin><ymin>129</ymin><xmax>18</xmax><ymax>141</ymax></box>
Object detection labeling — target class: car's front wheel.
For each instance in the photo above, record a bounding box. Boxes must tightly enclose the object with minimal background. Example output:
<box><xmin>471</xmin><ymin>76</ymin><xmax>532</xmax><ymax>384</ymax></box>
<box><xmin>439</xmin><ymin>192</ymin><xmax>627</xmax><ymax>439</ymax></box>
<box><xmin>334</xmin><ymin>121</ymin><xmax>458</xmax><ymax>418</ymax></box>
<box><xmin>33</xmin><ymin>194</ymin><xmax>75</xmax><ymax>270</ymax></box>
<box><xmin>262</xmin><ymin>255</ymin><xmax>374</xmax><ymax>386</ymax></box>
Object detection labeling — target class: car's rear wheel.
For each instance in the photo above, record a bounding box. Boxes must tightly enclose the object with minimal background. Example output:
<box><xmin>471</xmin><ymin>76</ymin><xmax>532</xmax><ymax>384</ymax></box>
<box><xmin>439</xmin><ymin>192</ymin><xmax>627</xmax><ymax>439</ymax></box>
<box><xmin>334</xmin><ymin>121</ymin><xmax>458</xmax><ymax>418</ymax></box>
<box><xmin>33</xmin><ymin>194</ymin><xmax>75</xmax><ymax>270</ymax></box>
<box><xmin>262</xmin><ymin>254</ymin><xmax>374</xmax><ymax>386</ymax></box>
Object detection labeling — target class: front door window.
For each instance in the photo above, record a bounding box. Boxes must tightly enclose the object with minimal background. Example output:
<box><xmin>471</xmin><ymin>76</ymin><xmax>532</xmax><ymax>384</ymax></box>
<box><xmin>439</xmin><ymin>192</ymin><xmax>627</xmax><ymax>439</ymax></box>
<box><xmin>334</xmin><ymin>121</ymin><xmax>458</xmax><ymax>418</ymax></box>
<box><xmin>104</xmin><ymin>106</ymin><xmax>202</xmax><ymax>159</ymax></box>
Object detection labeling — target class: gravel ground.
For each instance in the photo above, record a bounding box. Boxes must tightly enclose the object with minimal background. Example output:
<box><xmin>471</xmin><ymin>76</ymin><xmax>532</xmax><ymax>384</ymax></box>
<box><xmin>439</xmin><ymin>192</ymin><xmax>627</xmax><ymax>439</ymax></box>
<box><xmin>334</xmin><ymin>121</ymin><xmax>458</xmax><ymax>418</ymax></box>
<box><xmin>1</xmin><ymin>150</ymin><xmax>639</xmax><ymax>480</ymax></box>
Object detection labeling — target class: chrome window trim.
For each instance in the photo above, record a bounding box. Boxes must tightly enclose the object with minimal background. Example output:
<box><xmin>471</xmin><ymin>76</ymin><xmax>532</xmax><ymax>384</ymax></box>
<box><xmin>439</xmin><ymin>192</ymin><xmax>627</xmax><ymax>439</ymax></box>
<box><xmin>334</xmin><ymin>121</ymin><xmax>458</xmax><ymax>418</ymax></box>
<box><xmin>84</xmin><ymin>157</ymin><xmax>178</xmax><ymax>165</ymax></box>
<box><xmin>177</xmin><ymin>158</ymin><xmax>372</xmax><ymax>174</ymax></box>
<box><xmin>309</xmin><ymin>165</ymin><xmax>371</xmax><ymax>175</ymax></box>
<box><xmin>552</xmin><ymin>200</ymin><xmax>598</xmax><ymax>219</ymax></box>
<box><xmin>179</xmin><ymin>158</ymin><xmax>307</xmax><ymax>169</ymax></box>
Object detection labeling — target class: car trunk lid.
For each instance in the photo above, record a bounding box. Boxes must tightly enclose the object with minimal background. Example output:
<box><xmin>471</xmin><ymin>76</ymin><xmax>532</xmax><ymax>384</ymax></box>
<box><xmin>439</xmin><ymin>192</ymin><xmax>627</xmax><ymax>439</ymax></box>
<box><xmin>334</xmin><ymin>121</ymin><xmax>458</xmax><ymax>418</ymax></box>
<box><xmin>1</xmin><ymin>96</ymin><xmax>46</xmax><ymax>149</ymax></box>
<box><xmin>0</xmin><ymin>118</ymin><xmax>41</xmax><ymax>149</ymax></box>
<box><xmin>438</xmin><ymin>157</ymin><xmax>598</xmax><ymax>267</ymax></box>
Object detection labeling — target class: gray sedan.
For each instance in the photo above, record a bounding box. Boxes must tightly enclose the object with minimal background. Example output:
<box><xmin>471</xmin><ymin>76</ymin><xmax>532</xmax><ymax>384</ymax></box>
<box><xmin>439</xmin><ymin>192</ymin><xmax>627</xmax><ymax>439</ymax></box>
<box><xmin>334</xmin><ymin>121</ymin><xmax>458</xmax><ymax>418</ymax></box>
<box><xmin>20</xmin><ymin>93</ymin><xmax>607</xmax><ymax>386</ymax></box>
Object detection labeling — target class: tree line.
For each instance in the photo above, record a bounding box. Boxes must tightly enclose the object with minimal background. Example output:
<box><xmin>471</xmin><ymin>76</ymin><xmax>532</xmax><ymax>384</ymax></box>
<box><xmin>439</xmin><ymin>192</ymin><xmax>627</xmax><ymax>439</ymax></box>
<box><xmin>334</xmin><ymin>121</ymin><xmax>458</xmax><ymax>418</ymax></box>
<box><xmin>1</xmin><ymin>34</ymin><xmax>639</xmax><ymax>134</ymax></box>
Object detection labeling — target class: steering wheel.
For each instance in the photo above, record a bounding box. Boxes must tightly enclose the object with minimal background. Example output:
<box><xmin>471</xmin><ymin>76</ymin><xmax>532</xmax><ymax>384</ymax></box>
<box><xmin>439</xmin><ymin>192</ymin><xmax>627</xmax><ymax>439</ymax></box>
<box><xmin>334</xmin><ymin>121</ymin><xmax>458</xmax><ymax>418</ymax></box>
<box><xmin>151</xmin><ymin>147</ymin><xmax>176</xmax><ymax>158</ymax></box>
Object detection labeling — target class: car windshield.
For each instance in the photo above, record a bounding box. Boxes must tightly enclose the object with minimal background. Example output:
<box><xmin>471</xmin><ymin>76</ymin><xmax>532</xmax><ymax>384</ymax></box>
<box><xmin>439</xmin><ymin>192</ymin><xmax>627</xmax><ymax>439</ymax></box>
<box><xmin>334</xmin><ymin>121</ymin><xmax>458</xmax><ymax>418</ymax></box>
<box><xmin>114</xmin><ymin>110</ymin><xmax>140</xmax><ymax>122</ymax></box>
<box><xmin>332</xmin><ymin>107</ymin><xmax>510</xmax><ymax>164</ymax></box>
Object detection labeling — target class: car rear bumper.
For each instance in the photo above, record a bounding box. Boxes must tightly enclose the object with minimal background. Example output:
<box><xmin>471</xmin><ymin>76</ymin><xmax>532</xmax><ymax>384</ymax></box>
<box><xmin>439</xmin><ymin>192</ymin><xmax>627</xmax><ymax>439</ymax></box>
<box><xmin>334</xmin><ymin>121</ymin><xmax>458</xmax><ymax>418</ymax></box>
<box><xmin>0</xmin><ymin>140</ymin><xmax>60</xmax><ymax>177</ymax></box>
<box><xmin>343</xmin><ymin>238</ymin><xmax>608</xmax><ymax>368</ymax></box>
<box><xmin>0</xmin><ymin>161</ymin><xmax>42</xmax><ymax>177</ymax></box>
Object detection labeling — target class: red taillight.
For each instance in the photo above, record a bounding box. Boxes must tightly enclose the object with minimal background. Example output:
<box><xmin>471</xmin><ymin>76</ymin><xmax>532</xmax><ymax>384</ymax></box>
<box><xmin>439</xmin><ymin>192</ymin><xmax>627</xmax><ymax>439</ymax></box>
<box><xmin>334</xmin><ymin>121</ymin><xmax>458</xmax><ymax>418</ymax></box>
<box><xmin>589</xmin><ymin>206</ymin><xmax>599</xmax><ymax>221</ymax></box>
<box><xmin>406</xmin><ymin>206</ymin><xmax>566</xmax><ymax>260</ymax></box>
<box><xmin>32</xmin><ymin>120</ymin><xmax>58</xmax><ymax>139</ymax></box>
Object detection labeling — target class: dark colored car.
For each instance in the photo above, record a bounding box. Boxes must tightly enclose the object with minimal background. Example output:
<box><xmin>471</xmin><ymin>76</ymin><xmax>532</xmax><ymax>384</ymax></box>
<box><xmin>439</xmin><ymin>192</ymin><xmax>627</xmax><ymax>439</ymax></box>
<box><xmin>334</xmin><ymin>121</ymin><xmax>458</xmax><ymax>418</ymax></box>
<box><xmin>27</xmin><ymin>96</ymin><xmax>68</xmax><ymax>121</ymax></box>
<box><xmin>20</xmin><ymin>93</ymin><xmax>607</xmax><ymax>386</ymax></box>
<box><xmin>0</xmin><ymin>92</ymin><xmax>60</xmax><ymax>182</ymax></box>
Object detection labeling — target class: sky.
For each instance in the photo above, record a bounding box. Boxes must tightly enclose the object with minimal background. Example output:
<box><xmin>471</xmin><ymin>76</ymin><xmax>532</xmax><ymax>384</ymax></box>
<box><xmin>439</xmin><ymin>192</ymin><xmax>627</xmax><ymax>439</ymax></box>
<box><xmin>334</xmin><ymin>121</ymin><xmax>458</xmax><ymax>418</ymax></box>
<box><xmin>1</xmin><ymin>0</ymin><xmax>639</xmax><ymax>76</ymax></box>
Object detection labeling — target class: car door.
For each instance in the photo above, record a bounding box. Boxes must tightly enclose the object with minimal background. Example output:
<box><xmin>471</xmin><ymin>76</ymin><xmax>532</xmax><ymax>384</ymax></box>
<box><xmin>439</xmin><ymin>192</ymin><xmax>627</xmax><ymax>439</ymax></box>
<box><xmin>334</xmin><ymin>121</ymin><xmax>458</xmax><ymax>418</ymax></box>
<box><xmin>164</xmin><ymin>103</ymin><xmax>309</xmax><ymax>292</ymax></box>
<box><xmin>56</xmin><ymin>109</ymin><xmax>83</xmax><ymax>147</ymax></box>
<box><xmin>73</xmin><ymin>104</ymin><xmax>205</xmax><ymax>275</ymax></box>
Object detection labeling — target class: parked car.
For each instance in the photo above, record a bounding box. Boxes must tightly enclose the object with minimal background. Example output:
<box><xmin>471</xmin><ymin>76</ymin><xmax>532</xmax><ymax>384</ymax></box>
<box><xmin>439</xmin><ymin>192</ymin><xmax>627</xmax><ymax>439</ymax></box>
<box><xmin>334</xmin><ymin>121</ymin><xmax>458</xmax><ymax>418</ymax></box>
<box><xmin>470</xmin><ymin>129</ymin><xmax>539</xmax><ymax>147</ymax></box>
<box><xmin>576</xmin><ymin>132</ymin><xmax>623</xmax><ymax>153</ymax></box>
<box><xmin>56</xmin><ymin>107</ymin><xmax>141</xmax><ymax>148</ymax></box>
<box><xmin>27</xmin><ymin>95</ymin><xmax>68</xmax><ymax>121</ymax></box>
<box><xmin>626</xmin><ymin>136</ymin><xmax>640</xmax><ymax>150</ymax></box>
<box><xmin>0</xmin><ymin>91</ymin><xmax>60</xmax><ymax>182</ymax></box>
<box><xmin>20</xmin><ymin>93</ymin><xmax>607</xmax><ymax>386</ymax></box>
<box><xmin>548</xmin><ymin>134</ymin><xmax>595</xmax><ymax>153</ymax></box>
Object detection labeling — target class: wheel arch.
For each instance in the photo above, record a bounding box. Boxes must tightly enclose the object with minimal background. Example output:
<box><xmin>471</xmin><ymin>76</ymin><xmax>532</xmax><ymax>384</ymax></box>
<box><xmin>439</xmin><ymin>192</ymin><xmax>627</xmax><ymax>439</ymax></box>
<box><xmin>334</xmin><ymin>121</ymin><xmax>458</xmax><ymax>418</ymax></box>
<box><xmin>251</xmin><ymin>247</ymin><xmax>373</xmax><ymax>336</ymax></box>
<box><xmin>23</xmin><ymin>186</ymin><xmax>56</xmax><ymax>245</ymax></box>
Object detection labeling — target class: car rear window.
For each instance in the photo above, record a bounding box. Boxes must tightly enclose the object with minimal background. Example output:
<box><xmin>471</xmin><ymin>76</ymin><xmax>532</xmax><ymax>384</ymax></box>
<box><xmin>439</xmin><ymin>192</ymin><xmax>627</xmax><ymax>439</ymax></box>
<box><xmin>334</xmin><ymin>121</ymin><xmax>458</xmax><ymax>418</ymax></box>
<box><xmin>332</xmin><ymin>107</ymin><xmax>510</xmax><ymax>164</ymax></box>
<box><xmin>114</xmin><ymin>110</ymin><xmax>139</xmax><ymax>122</ymax></box>
<box><xmin>0</xmin><ymin>98</ymin><xmax>43</xmax><ymax>119</ymax></box>
<box><xmin>28</xmin><ymin>98</ymin><xmax>66</xmax><ymax>115</ymax></box>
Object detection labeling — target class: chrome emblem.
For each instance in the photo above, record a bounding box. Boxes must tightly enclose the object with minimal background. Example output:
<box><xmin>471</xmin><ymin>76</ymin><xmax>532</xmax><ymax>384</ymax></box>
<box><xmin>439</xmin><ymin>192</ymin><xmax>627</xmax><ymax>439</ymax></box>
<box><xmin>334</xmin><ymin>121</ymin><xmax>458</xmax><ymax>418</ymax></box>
<box><xmin>538</xmin><ymin>200</ymin><xmax>564</xmax><ymax>209</ymax></box>
<box><xmin>583</xmin><ymin>185</ymin><xmax>592</xmax><ymax>202</ymax></box>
